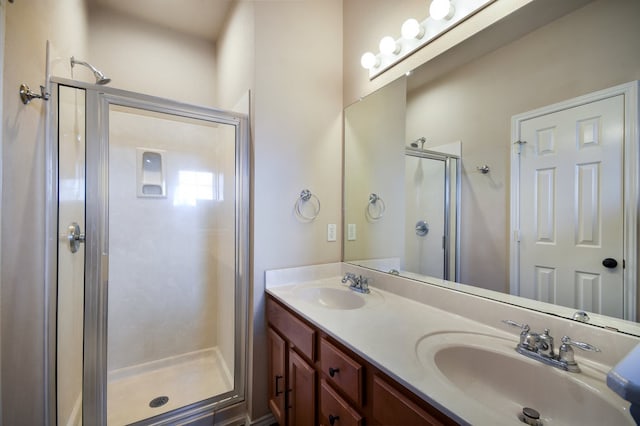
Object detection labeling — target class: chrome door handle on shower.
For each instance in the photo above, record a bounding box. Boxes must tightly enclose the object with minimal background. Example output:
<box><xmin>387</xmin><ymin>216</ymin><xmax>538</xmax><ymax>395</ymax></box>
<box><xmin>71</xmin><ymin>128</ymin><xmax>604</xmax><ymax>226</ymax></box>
<box><xmin>68</xmin><ymin>222</ymin><xmax>86</xmax><ymax>253</ymax></box>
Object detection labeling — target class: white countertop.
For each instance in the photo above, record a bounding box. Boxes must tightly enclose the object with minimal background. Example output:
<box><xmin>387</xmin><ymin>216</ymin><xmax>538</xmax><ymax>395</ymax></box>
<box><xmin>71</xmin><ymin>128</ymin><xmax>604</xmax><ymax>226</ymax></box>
<box><xmin>265</xmin><ymin>262</ymin><xmax>639</xmax><ymax>425</ymax></box>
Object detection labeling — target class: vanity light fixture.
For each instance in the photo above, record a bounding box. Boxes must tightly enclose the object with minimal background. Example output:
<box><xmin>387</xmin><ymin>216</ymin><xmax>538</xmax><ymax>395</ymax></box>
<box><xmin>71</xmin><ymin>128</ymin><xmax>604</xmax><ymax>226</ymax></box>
<box><xmin>401</xmin><ymin>18</ymin><xmax>426</xmax><ymax>40</ymax></box>
<box><xmin>360</xmin><ymin>52</ymin><xmax>380</xmax><ymax>70</ymax></box>
<box><xmin>430</xmin><ymin>0</ymin><xmax>456</xmax><ymax>21</ymax></box>
<box><xmin>360</xmin><ymin>0</ymin><xmax>495</xmax><ymax>79</ymax></box>
<box><xmin>379</xmin><ymin>36</ymin><xmax>402</xmax><ymax>55</ymax></box>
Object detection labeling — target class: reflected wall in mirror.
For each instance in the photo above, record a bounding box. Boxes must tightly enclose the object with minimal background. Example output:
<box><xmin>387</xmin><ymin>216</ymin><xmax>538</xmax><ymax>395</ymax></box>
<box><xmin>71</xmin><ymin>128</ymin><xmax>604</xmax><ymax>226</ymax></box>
<box><xmin>343</xmin><ymin>0</ymin><xmax>640</xmax><ymax>334</ymax></box>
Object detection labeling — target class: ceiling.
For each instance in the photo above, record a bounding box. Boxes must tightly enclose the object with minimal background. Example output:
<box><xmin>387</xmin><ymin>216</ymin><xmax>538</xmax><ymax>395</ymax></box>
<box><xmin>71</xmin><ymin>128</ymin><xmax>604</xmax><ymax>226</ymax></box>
<box><xmin>88</xmin><ymin>0</ymin><xmax>236</xmax><ymax>42</ymax></box>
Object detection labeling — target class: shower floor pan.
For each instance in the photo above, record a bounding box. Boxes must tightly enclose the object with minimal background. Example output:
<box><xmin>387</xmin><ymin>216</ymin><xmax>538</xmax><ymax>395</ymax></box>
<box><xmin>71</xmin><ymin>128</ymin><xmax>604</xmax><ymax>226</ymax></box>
<box><xmin>107</xmin><ymin>347</ymin><xmax>232</xmax><ymax>425</ymax></box>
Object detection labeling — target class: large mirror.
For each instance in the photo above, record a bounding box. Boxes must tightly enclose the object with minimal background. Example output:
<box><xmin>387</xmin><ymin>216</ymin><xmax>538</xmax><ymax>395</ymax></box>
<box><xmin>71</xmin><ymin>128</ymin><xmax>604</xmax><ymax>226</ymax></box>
<box><xmin>344</xmin><ymin>0</ymin><xmax>640</xmax><ymax>335</ymax></box>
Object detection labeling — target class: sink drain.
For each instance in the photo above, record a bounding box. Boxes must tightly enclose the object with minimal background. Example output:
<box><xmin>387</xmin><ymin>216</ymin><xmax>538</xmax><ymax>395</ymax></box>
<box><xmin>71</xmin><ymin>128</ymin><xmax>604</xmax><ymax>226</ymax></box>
<box><xmin>149</xmin><ymin>396</ymin><xmax>169</xmax><ymax>408</ymax></box>
<box><xmin>519</xmin><ymin>407</ymin><xmax>542</xmax><ymax>426</ymax></box>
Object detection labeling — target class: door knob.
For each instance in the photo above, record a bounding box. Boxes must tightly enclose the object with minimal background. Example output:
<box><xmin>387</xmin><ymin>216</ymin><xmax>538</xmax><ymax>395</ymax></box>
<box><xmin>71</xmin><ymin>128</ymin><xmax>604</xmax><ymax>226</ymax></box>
<box><xmin>68</xmin><ymin>222</ymin><xmax>86</xmax><ymax>253</ymax></box>
<box><xmin>602</xmin><ymin>258</ymin><xmax>618</xmax><ymax>269</ymax></box>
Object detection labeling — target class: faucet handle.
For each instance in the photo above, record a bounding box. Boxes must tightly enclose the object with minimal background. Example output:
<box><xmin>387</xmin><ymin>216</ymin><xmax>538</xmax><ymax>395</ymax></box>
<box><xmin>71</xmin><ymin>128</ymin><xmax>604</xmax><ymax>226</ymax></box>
<box><xmin>502</xmin><ymin>320</ymin><xmax>532</xmax><ymax>348</ymax></box>
<box><xmin>502</xmin><ymin>319</ymin><xmax>530</xmax><ymax>332</ymax></box>
<box><xmin>560</xmin><ymin>336</ymin><xmax>601</xmax><ymax>352</ymax></box>
<box><xmin>341</xmin><ymin>272</ymin><xmax>356</xmax><ymax>283</ymax></box>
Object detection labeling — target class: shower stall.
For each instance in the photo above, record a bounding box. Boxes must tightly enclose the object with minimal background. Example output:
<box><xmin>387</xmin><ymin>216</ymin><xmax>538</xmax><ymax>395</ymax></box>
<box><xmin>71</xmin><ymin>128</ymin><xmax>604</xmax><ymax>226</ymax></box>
<box><xmin>48</xmin><ymin>79</ymin><xmax>249</xmax><ymax>425</ymax></box>
<box><xmin>403</xmin><ymin>147</ymin><xmax>460</xmax><ymax>281</ymax></box>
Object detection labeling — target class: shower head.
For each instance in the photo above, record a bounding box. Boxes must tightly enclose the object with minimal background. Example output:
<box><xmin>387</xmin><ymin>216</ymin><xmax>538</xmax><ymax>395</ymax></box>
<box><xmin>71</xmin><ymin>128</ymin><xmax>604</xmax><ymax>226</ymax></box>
<box><xmin>70</xmin><ymin>56</ymin><xmax>111</xmax><ymax>85</ymax></box>
<box><xmin>410</xmin><ymin>137</ymin><xmax>426</xmax><ymax>149</ymax></box>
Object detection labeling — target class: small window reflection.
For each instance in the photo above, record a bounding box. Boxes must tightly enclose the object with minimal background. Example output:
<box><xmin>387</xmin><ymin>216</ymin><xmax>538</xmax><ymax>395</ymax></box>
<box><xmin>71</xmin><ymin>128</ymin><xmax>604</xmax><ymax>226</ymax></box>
<box><xmin>173</xmin><ymin>171</ymin><xmax>223</xmax><ymax>206</ymax></box>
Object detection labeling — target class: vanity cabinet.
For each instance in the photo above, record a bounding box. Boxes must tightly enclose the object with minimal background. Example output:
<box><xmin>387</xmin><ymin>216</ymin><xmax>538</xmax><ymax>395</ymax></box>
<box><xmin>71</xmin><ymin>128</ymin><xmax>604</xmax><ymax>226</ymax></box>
<box><xmin>266</xmin><ymin>295</ymin><xmax>456</xmax><ymax>426</ymax></box>
<box><xmin>267</xmin><ymin>327</ymin><xmax>287</xmax><ymax>425</ymax></box>
<box><xmin>267</xmin><ymin>297</ymin><xmax>317</xmax><ymax>425</ymax></box>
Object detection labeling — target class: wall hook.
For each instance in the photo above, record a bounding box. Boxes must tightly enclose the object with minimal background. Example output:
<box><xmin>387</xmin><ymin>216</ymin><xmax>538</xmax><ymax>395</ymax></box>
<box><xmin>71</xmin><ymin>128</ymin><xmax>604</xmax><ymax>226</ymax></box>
<box><xmin>476</xmin><ymin>165</ymin><xmax>490</xmax><ymax>174</ymax></box>
<box><xmin>19</xmin><ymin>83</ymin><xmax>50</xmax><ymax>105</ymax></box>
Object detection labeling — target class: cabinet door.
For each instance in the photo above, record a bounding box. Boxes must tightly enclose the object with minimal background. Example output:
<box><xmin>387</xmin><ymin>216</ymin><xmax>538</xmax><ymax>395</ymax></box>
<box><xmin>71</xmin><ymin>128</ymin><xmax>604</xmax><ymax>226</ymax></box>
<box><xmin>268</xmin><ymin>327</ymin><xmax>287</xmax><ymax>425</ymax></box>
<box><xmin>288</xmin><ymin>349</ymin><xmax>316</xmax><ymax>426</ymax></box>
<box><xmin>372</xmin><ymin>375</ymin><xmax>443</xmax><ymax>425</ymax></box>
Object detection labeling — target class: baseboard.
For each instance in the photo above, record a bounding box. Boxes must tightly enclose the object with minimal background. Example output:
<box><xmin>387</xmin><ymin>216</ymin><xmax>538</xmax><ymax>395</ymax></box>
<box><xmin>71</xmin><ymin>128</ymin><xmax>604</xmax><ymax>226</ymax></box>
<box><xmin>245</xmin><ymin>413</ymin><xmax>275</xmax><ymax>426</ymax></box>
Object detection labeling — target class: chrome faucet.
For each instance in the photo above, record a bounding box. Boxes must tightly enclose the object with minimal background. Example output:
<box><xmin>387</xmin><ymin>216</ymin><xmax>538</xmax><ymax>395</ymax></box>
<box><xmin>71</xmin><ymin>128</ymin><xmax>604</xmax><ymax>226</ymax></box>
<box><xmin>502</xmin><ymin>320</ymin><xmax>601</xmax><ymax>373</ymax></box>
<box><xmin>341</xmin><ymin>272</ymin><xmax>370</xmax><ymax>294</ymax></box>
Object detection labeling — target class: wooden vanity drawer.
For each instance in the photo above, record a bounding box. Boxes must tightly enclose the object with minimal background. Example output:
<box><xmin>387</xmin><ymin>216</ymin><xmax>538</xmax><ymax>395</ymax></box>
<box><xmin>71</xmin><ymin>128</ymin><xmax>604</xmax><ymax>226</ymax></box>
<box><xmin>320</xmin><ymin>337</ymin><xmax>363</xmax><ymax>405</ymax></box>
<box><xmin>266</xmin><ymin>297</ymin><xmax>316</xmax><ymax>361</ymax></box>
<box><xmin>320</xmin><ymin>379</ymin><xmax>363</xmax><ymax>426</ymax></box>
<box><xmin>372</xmin><ymin>375</ymin><xmax>442</xmax><ymax>425</ymax></box>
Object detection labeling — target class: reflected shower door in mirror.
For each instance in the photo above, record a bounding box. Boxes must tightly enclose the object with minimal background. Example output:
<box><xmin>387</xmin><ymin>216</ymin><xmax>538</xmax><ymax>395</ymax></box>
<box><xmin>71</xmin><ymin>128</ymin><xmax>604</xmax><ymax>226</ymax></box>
<box><xmin>342</xmin><ymin>0</ymin><xmax>640</xmax><ymax>335</ymax></box>
<box><xmin>404</xmin><ymin>149</ymin><xmax>459</xmax><ymax>281</ymax></box>
<box><xmin>52</xmin><ymin>80</ymin><xmax>249</xmax><ymax>425</ymax></box>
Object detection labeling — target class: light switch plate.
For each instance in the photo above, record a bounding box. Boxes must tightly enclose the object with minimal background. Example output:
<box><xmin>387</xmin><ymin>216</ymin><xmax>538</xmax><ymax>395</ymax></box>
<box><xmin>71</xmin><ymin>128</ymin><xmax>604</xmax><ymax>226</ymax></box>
<box><xmin>347</xmin><ymin>224</ymin><xmax>356</xmax><ymax>241</ymax></box>
<box><xmin>327</xmin><ymin>224</ymin><xmax>337</xmax><ymax>241</ymax></box>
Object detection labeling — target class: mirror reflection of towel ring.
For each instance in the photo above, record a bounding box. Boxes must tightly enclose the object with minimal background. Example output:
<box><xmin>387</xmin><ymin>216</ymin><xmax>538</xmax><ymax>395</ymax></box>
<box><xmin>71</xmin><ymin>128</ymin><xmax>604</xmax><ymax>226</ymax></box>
<box><xmin>366</xmin><ymin>193</ymin><xmax>385</xmax><ymax>221</ymax></box>
<box><xmin>295</xmin><ymin>189</ymin><xmax>321</xmax><ymax>221</ymax></box>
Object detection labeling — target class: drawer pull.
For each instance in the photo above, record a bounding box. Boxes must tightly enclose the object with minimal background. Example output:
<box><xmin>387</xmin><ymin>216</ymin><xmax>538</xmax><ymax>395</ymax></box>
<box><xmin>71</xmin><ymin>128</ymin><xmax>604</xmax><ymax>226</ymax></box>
<box><xmin>329</xmin><ymin>414</ymin><xmax>340</xmax><ymax>425</ymax></box>
<box><xmin>275</xmin><ymin>375</ymin><xmax>283</xmax><ymax>396</ymax></box>
<box><xmin>329</xmin><ymin>367</ymin><xmax>340</xmax><ymax>377</ymax></box>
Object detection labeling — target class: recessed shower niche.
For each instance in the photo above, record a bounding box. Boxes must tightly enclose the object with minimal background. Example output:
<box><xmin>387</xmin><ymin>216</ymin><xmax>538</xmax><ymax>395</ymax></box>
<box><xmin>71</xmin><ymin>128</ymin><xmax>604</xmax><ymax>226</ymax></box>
<box><xmin>136</xmin><ymin>148</ymin><xmax>166</xmax><ymax>197</ymax></box>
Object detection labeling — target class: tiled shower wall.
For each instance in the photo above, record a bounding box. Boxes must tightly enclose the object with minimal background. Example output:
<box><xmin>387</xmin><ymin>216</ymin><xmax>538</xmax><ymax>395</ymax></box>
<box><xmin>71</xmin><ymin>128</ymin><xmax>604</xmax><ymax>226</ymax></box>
<box><xmin>107</xmin><ymin>106</ymin><xmax>236</xmax><ymax>371</ymax></box>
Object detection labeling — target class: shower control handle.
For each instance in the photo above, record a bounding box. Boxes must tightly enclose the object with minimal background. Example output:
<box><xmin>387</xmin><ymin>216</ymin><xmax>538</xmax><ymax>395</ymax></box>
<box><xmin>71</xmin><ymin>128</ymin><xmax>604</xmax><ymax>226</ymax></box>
<box><xmin>415</xmin><ymin>220</ymin><xmax>429</xmax><ymax>237</ymax></box>
<box><xmin>67</xmin><ymin>222</ymin><xmax>86</xmax><ymax>254</ymax></box>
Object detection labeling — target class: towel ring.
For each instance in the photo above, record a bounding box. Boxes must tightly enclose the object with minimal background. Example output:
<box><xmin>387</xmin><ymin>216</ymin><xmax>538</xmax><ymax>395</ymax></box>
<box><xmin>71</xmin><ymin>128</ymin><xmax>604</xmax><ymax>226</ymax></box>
<box><xmin>295</xmin><ymin>189</ymin><xmax>321</xmax><ymax>221</ymax></box>
<box><xmin>366</xmin><ymin>193</ymin><xmax>385</xmax><ymax>221</ymax></box>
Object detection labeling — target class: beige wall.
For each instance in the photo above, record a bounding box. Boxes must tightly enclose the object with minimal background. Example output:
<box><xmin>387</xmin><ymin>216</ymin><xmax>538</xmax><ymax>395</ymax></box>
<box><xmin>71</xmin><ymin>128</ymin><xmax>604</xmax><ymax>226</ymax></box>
<box><xmin>406</xmin><ymin>0</ymin><xmax>640</xmax><ymax>292</ymax></box>
<box><xmin>87</xmin><ymin>4</ymin><xmax>217</xmax><ymax>105</ymax></box>
<box><xmin>216</xmin><ymin>1</ymin><xmax>255</xmax><ymax>112</ymax></box>
<box><xmin>251</xmin><ymin>0</ymin><xmax>343</xmax><ymax>419</ymax></box>
<box><xmin>1</xmin><ymin>1</ymin><xmax>88</xmax><ymax>424</ymax></box>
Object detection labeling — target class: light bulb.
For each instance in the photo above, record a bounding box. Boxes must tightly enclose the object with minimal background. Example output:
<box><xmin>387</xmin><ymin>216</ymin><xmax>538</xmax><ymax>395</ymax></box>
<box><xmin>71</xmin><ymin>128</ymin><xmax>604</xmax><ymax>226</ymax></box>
<box><xmin>360</xmin><ymin>52</ymin><xmax>379</xmax><ymax>69</ymax></box>
<box><xmin>430</xmin><ymin>0</ymin><xmax>455</xmax><ymax>20</ymax></box>
<box><xmin>379</xmin><ymin>36</ymin><xmax>400</xmax><ymax>55</ymax></box>
<box><xmin>401</xmin><ymin>18</ymin><xmax>425</xmax><ymax>40</ymax></box>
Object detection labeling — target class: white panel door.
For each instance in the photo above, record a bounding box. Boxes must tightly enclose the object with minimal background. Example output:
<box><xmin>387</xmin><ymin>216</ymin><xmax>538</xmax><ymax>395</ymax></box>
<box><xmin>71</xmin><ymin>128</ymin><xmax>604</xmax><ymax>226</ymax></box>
<box><xmin>518</xmin><ymin>95</ymin><xmax>624</xmax><ymax>317</ymax></box>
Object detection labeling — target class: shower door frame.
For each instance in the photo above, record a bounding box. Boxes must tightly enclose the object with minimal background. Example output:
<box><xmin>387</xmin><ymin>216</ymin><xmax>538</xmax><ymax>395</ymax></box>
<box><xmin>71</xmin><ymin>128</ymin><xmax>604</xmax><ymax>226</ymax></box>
<box><xmin>404</xmin><ymin>148</ymin><xmax>461</xmax><ymax>281</ymax></box>
<box><xmin>45</xmin><ymin>77</ymin><xmax>250</xmax><ymax>426</ymax></box>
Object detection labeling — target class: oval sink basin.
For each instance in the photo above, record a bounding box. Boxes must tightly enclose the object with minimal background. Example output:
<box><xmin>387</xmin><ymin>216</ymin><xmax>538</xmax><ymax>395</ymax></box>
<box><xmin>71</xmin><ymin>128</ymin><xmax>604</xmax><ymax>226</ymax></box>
<box><xmin>293</xmin><ymin>286</ymin><xmax>365</xmax><ymax>310</ymax></box>
<box><xmin>415</xmin><ymin>332</ymin><xmax>633</xmax><ymax>425</ymax></box>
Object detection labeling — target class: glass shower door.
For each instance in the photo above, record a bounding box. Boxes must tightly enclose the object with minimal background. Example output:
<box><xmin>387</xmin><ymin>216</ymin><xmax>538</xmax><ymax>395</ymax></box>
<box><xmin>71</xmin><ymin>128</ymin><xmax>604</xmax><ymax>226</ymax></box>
<box><xmin>105</xmin><ymin>104</ymin><xmax>239</xmax><ymax>424</ymax></box>
<box><xmin>404</xmin><ymin>155</ymin><xmax>446</xmax><ymax>278</ymax></box>
<box><xmin>403</xmin><ymin>150</ymin><xmax>459</xmax><ymax>281</ymax></box>
<box><xmin>56</xmin><ymin>85</ymin><xmax>87</xmax><ymax>426</ymax></box>
<box><xmin>53</xmin><ymin>80</ymin><xmax>248</xmax><ymax>426</ymax></box>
